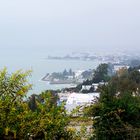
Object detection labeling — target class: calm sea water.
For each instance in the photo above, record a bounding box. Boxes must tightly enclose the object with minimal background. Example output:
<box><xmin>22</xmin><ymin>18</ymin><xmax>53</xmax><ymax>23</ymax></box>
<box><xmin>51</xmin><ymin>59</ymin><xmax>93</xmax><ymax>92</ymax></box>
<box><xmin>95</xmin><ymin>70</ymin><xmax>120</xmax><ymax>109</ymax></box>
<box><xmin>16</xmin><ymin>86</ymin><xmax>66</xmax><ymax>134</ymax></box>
<box><xmin>0</xmin><ymin>48</ymin><xmax>100</xmax><ymax>95</ymax></box>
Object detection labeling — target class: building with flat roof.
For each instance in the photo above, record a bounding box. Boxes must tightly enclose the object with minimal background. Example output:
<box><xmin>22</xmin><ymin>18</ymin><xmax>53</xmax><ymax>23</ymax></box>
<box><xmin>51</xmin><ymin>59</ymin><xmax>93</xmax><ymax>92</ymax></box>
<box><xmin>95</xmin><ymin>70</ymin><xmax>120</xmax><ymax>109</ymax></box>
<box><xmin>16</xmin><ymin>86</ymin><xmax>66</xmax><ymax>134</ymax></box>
<box><xmin>65</xmin><ymin>92</ymin><xmax>100</xmax><ymax>113</ymax></box>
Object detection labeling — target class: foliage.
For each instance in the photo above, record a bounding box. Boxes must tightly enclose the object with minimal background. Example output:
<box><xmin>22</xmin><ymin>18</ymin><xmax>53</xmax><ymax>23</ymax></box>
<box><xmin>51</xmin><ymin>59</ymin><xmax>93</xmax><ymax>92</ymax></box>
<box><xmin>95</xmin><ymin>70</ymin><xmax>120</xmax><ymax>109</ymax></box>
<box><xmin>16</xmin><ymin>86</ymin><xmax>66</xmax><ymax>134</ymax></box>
<box><xmin>89</xmin><ymin>68</ymin><xmax>140</xmax><ymax>139</ymax></box>
<box><xmin>0</xmin><ymin>69</ymin><xmax>72</xmax><ymax>140</ymax></box>
<box><xmin>129</xmin><ymin>59</ymin><xmax>140</xmax><ymax>67</ymax></box>
<box><xmin>0</xmin><ymin>68</ymin><xmax>32</xmax><ymax>139</ymax></box>
<box><xmin>67</xmin><ymin>124</ymin><xmax>94</xmax><ymax>140</ymax></box>
<box><xmin>26</xmin><ymin>92</ymin><xmax>71</xmax><ymax>140</ymax></box>
<box><xmin>109</xmin><ymin>68</ymin><xmax>140</xmax><ymax>94</ymax></box>
<box><xmin>82</xmin><ymin>79</ymin><xmax>93</xmax><ymax>85</ymax></box>
<box><xmin>75</xmin><ymin>64</ymin><xmax>111</xmax><ymax>93</ymax></box>
<box><xmin>92</xmin><ymin>63</ymin><xmax>111</xmax><ymax>83</ymax></box>
<box><xmin>81</xmin><ymin>70</ymin><xmax>93</xmax><ymax>79</ymax></box>
<box><xmin>51</xmin><ymin>69</ymin><xmax>74</xmax><ymax>80</ymax></box>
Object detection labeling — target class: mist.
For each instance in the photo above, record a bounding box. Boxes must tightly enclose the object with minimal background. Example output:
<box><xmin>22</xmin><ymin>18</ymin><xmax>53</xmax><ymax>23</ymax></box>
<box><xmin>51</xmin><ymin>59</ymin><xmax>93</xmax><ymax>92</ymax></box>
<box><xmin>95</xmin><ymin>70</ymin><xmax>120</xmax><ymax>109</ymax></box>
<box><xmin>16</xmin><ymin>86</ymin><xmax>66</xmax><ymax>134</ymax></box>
<box><xmin>0</xmin><ymin>0</ymin><xmax>140</xmax><ymax>53</ymax></box>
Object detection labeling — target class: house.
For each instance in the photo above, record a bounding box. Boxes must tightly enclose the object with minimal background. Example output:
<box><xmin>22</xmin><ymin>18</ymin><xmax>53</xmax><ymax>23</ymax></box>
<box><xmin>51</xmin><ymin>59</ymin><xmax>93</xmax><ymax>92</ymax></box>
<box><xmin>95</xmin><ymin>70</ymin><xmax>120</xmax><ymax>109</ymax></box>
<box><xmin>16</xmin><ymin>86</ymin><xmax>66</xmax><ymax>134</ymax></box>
<box><xmin>65</xmin><ymin>92</ymin><xmax>100</xmax><ymax>113</ymax></box>
<box><xmin>92</xmin><ymin>83</ymin><xmax>99</xmax><ymax>91</ymax></box>
<box><xmin>81</xmin><ymin>85</ymin><xmax>92</xmax><ymax>91</ymax></box>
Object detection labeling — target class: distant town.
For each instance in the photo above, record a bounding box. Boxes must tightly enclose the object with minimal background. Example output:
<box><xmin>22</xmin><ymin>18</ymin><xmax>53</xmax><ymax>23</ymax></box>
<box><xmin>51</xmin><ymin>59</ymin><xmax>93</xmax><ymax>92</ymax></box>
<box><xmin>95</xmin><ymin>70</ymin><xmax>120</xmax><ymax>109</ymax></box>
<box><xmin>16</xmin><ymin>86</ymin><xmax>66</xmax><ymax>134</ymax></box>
<box><xmin>47</xmin><ymin>51</ymin><xmax>140</xmax><ymax>64</ymax></box>
<box><xmin>42</xmin><ymin>69</ymin><xmax>92</xmax><ymax>84</ymax></box>
<box><xmin>43</xmin><ymin>53</ymin><xmax>140</xmax><ymax>112</ymax></box>
<box><xmin>43</xmin><ymin>51</ymin><xmax>140</xmax><ymax>86</ymax></box>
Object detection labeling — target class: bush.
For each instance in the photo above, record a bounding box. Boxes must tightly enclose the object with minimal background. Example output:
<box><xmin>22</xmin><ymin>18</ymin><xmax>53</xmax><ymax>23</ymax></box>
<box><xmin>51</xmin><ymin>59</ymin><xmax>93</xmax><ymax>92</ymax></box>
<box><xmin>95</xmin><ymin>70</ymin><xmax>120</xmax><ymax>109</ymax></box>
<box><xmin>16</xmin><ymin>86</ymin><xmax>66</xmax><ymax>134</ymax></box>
<box><xmin>0</xmin><ymin>69</ymin><xmax>72</xmax><ymax>139</ymax></box>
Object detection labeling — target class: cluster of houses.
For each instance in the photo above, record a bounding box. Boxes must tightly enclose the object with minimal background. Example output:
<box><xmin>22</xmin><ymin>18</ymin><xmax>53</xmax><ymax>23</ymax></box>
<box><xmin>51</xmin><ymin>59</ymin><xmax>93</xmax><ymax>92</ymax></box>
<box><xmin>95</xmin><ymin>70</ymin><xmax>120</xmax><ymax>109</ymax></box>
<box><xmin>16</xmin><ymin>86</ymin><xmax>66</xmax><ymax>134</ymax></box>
<box><xmin>57</xmin><ymin>64</ymin><xmax>130</xmax><ymax>113</ymax></box>
<box><xmin>58</xmin><ymin>83</ymin><xmax>102</xmax><ymax>113</ymax></box>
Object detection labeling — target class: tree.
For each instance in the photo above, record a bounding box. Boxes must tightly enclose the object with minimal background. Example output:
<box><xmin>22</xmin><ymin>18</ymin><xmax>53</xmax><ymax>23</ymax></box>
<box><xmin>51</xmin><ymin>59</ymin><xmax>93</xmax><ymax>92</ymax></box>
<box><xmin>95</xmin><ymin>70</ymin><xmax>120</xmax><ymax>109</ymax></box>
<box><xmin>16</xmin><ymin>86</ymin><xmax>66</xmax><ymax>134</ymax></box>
<box><xmin>28</xmin><ymin>94</ymin><xmax>37</xmax><ymax>111</ymax></box>
<box><xmin>0</xmin><ymin>68</ymin><xmax>72</xmax><ymax>139</ymax></box>
<box><xmin>109</xmin><ymin>68</ymin><xmax>140</xmax><ymax>94</ymax></box>
<box><xmin>92</xmin><ymin>63</ymin><xmax>110</xmax><ymax>83</ymax></box>
<box><xmin>63</xmin><ymin>69</ymin><xmax>68</xmax><ymax>76</ymax></box>
<box><xmin>129</xmin><ymin>59</ymin><xmax>140</xmax><ymax>68</ymax></box>
<box><xmin>68</xmin><ymin>68</ymin><xmax>73</xmax><ymax>76</ymax></box>
<box><xmin>82</xmin><ymin>79</ymin><xmax>92</xmax><ymax>85</ymax></box>
<box><xmin>89</xmin><ymin>69</ymin><xmax>140</xmax><ymax>139</ymax></box>
<box><xmin>26</xmin><ymin>92</ymin><xmax>71</xmax><ymax>140</ymax></box>
<box><xmin>82</xmin><ymin>70</ymin><xmax>93</xmax><ymax>79</ymax></box>
<box><xmin>0</xmin><ymin>68</ymin><xmax>32</xmax><ymax>139</ymax></box>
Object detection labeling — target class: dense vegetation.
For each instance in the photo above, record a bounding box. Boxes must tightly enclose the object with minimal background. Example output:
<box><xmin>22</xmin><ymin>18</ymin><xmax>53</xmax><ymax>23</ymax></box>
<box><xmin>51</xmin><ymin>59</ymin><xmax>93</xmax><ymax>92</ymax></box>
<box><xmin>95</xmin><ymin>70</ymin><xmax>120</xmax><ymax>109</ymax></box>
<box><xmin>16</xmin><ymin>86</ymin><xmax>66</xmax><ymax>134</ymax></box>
<box><xmin>0</xmin><ymin>68</ymin><xmax>72</xmax><ymax>140</ymax></box>
<box><xmin>76</xmin><ymin>63</ymin><xmax>111</xmax><ymax>93</ymax></box>
<box><xmin>87</xmin><ymin>66</ymin><xmax>140</xmax><ymax>140</ymax></box>
<box><xmin>1</xmin><ymin>64</ymin><xmax>140</xmax><ymax>139</ymax></box>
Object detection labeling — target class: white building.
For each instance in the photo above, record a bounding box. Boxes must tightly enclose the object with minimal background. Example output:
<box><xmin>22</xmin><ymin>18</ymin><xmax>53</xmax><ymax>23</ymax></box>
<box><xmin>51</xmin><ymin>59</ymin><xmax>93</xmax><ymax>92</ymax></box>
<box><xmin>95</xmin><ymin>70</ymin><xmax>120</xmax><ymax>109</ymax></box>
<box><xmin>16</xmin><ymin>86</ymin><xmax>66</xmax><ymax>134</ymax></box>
<box><xmin>92</xmin><ymin>83</ymin><xmax>99</xmax><ymax>91</ymax></box>
<box><xmin>81</xmin><ymin>85</ymin><xmax>92</xmax><ymax>91</ymax></box>
<box><xmin>65</xmin><ymin>92</ymin><xmax>100</xmax><ymax>113</ymax></box>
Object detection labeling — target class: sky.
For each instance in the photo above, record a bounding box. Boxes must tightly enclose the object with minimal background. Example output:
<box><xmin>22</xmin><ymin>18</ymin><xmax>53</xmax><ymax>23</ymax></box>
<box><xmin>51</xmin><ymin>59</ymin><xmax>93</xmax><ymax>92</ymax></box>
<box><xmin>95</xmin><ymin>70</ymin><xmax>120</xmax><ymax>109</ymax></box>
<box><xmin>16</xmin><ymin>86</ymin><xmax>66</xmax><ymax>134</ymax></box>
<box><xmin>0</xmin><ymin>0</ymin><xmax>140</xmax><ymax>53</ymax></box>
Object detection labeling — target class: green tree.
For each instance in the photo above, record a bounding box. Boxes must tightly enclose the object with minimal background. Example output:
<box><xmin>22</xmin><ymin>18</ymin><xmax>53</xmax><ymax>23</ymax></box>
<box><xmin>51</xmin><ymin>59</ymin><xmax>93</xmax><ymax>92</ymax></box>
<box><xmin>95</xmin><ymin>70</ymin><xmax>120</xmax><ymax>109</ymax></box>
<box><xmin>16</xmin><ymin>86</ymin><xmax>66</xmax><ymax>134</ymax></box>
<box><xmin>0</xmin><ymin>69</ymin><xmax>73</xmax><ymax>140</ymax></box>
<box><xmin>0</xmin><ymin>68</ymin><xmax>32</xmax><ymax>139</ymax></box>
<box><xmin>109</xmin><ymin>68</ymin><xmax>140</xmax><ymax>95</ymax></box>
<box><xmin>89</xmin><ymin>69</ymin><xmax>140</xmax><ymax>140</ymax></box>
<box><xmin>92</xmin><ymin>63</ymin><xmax>110</xmax><ymax>83</ymax></box>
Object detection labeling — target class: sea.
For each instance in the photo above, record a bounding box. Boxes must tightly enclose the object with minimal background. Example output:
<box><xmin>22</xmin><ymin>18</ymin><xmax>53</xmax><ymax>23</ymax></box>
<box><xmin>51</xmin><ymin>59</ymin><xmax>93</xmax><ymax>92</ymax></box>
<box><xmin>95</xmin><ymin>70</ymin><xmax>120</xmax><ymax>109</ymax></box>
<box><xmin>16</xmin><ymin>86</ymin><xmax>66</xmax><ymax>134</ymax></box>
<box><xmin>0</xmin><ymin>48</ymin><xmax>100</xmax><ymax>96</ymax></box>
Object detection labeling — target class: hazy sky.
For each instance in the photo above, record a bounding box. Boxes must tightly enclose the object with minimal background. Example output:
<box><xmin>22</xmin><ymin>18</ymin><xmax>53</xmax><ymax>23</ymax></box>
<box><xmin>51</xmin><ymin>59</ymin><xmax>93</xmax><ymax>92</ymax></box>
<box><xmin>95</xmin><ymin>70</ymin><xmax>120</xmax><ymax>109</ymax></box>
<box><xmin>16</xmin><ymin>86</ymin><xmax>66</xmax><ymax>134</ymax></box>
<box><xmin>0</xmin><ymin>0</ymin><xmax>140</xmax><ymax>52</ymax></box>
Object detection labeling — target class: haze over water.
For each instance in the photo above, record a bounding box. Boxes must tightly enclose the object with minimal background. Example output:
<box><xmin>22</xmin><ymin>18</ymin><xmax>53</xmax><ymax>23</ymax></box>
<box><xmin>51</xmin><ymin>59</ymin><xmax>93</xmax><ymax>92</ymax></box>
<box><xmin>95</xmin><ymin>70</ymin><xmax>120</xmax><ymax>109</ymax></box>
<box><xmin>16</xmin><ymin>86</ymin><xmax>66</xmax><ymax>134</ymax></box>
<box><xmin>0</xmin><ymin>48</ymin><xmax>102</xmax><ymax>95</ymax></box>
<box><xmin>0</xmin><ymin>0</ymin><xmax>140</xmax><ymax>94</ymax></box>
